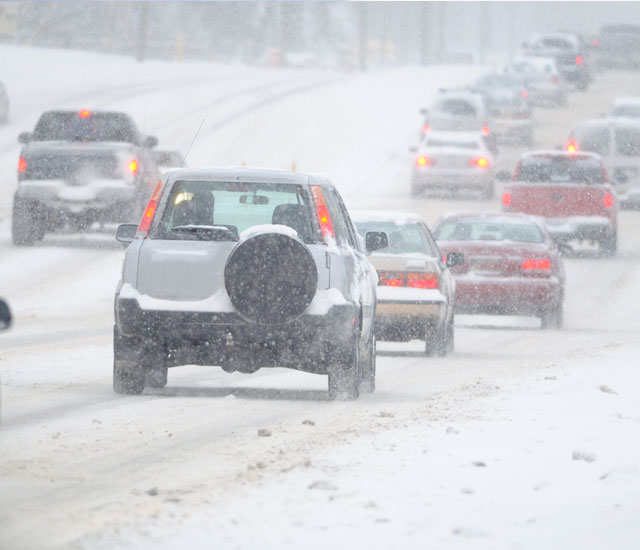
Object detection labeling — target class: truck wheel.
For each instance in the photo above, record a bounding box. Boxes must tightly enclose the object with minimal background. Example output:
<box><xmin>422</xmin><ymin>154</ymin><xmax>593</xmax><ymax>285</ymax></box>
<box><xmin>145</xmin><ymin>366</ymin><xmax>168</xmax><ymax>389</ymax></box>
<box><xmin>599</xmin><ymin>232</ymin><xmax>617</xmax><ymax>257</ymax></box>
<box><xmin>328</xmin><ymin>340</ymin><xmax>360</xmax><ymax>401</ymax></box>
<box><xmin>358</xmin><ymin>335</ymin><xmax>376</xmax><ymax>393</ymax></box>
<box><xmin>113</xmin><ymin>326</ymin><xmax>145</xmax><ymax>394</ymax></box>
<box><xmin>12</xmin><ymin>198</ymin><xmax>42</xmax><ymax>246</ymax></box>
<box><xmin>541</xmin><ymin>303</ymin><xmax>563</xmax><ymax>329</ymax></box>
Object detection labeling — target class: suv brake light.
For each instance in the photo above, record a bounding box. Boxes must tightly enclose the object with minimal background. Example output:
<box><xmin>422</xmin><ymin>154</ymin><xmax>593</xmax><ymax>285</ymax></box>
<box><xmin>576</xmin><ymin>55</ymin><xmax>584</xmax><ymax>66</ymax></box>
<box><xmin>18</xmin><ymin>156</ymin><xmax>27</xmax><ymax>174</ymax></box>
<box><xmin>78</xmin><ymin>109</ymin><xmax>91</xmax><ymax>118</ymax></box>
<box><xmin>136</xmin><ymin>180</ymin><xmax>165</xmax><ymax>238</ymax></box>
<box><xmin>128</xmin><ymin>159</ymin><xmax>139</xmax><ymax>174</ymax></box>
<box><xmin>416</xmin><ymin>155</ymin><xmax>432</xmax><ymax>167</ymax></box>
<box><xmin>502</xmin><ymin>191</ymin><xmax>512</xmax><ymax>206</ymax></box>
<box><xmin>567</xmin><ymin>139</ymin><xmax>578</xmax><ymax>154</ymax></box>
<box><xmin>310</xmin><ymin>185</ymin><xmax>335</xmax><ymax>243</ymax></box>
<box><xmin>422</xmin><ymin>124</ymin><xmax>431</xmax><ymax>134</ymax></box>
<box><xmin>481</xmin><ymin>126</ymin><xmax>491</xmax><ymax>136</ymax></box>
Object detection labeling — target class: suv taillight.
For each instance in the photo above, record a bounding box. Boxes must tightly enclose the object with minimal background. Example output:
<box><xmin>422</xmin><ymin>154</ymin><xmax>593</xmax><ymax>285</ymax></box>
<box><xmin>604</xmin><ymin>193</ymin><xmax>614</xmax><ymax>208</ymax></box>
<box><xmin>310</xmin><ymin>185</ymin><xmax>335</xmax><ymax>243</ymax></box>
<box><xmin>136</xmin><ymin>180</ymin><xmax>165</xmax><ymax>238</ymax></box>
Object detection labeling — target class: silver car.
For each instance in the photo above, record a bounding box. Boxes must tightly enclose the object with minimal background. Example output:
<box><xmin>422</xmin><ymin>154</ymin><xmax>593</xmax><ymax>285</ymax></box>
<box><xmin>114</xmin><ymin>168</ymin><xmax>386</xmax><ymax>400</ymax></box>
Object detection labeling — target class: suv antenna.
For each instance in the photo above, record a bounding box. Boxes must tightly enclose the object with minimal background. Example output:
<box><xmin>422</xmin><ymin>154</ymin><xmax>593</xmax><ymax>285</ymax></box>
<box><xmin>182</xmin><ymin>119</ymin><xmax>205</xmax><ymax>167</ymax></box>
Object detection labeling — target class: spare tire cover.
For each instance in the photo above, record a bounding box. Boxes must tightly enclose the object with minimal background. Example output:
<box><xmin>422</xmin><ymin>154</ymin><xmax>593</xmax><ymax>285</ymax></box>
<box><xmin>224</xmin><ymin>232</ymin><xmax>318</xmax><ymax>324</ymax></box>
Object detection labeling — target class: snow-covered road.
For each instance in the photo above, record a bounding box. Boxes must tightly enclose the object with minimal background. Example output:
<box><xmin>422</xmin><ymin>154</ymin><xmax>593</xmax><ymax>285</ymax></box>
<box><xmin>1</xmin><ymin>46</ymin><xmax>639</xmax><ymax>549</ymax></box>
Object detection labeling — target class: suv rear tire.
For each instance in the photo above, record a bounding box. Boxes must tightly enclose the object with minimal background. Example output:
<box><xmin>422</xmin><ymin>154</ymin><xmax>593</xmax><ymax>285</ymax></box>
<box><xmin>328</xmin><ymin>338</ymin><xmax>360</xmax><ymax>401</ymax></box>
<box><xmin>358</xmin><ymin>335</ymin><xmax>376</xmax><ymax>393</ymax></box>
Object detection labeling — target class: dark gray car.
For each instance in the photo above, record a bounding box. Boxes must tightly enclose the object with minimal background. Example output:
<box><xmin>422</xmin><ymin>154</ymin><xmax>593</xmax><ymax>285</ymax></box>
<box><xmin>114</xmin><ymin>167</ymin><xmax>386</xmax><ymax>400</ymax></box>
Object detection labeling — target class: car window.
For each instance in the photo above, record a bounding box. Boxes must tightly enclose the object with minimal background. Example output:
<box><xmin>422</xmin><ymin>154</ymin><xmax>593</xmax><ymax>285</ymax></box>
<box><xmin>155</xmin><ymin>180</ymin><xmax>317</xmax><ymax>243</ymax></box>
<box><xmin>572</xmin><ymin>126</ymin><xmax>610</xmax><ymax>156</ymax></box>
<box><xmin>320</xmin><ymin>187</ymin><xmax>350</xmax><ymax>246</ymax></box>
<box><xmin>425</xmin><ymin>138</ymin><xmax>479</xmax><ymax>149</ymax></box>
<box><xmin>325</xmin><ymin>188</ymin><xmax>358</xmax><ymax>249</ymax></box>
<box><xmin>614</xmin><ymin>127</ymin><xmax>640</xmax><ymax>156</ymax></box>
<box><xmin>517</xmin><ymin>156</ymin><xmax>605</xmax><ymax>184</ymax></box>
<box><xmin>435</xmin><ymin>99</ymin><xmax>477</xmax><ymax>117</ymax></box>
<box><xmin>609</xmin><ymin>104</ymin><xmax>640</xmax><ymax>118</ymax></box>
<box><xmin>354</xmin><ymin>221</ymin><xmax>438</xmax><ymax>256</ymax></box>
<box><xmin>33</xmin><ymin>111</ymin><xmax>140</xmax><ymax>143</ymax></box>
<box><xmin>434</xmin><ymin>220</ymin><xmax>545</xmax><ymax>243</ymax></box>
<box><xmin>535</xmin><ymin>38</ymin><xmax>572</xmax><ymax>50</ymax></box>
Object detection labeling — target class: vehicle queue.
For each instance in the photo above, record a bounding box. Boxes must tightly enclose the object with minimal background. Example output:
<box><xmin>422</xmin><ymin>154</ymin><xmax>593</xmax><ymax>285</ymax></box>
<box><xmin>4</xmin><ymin>28</ymin><xmax>640</xmax><ymax>400</ymax></box>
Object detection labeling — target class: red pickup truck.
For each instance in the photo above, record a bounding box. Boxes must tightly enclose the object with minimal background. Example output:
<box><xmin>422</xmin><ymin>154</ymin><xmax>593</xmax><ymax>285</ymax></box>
<box><xmin>500</xmin><ymin>151</ymin><xmax>618</xmax><ymax>255</ymax></box>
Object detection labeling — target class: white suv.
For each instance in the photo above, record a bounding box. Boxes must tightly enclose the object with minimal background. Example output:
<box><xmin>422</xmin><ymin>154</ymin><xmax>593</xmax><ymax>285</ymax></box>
<box><xmin>114</xmin><ymin>167</ymin><xmax>387</xmax><ymax>400</ymax></box>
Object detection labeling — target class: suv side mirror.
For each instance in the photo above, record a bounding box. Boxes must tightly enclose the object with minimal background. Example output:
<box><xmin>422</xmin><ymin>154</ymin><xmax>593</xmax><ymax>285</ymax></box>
<box><xmin>445</xmin><ymin>252</ymin><xmax>464</xmax><ymax>268</ymax></box>
<box><xmin>18</xmin><ymin>132</ymin><xmax>32</xmax><ymax>144</ymax></box>
<box><xmin>116</xmin><ymin>223</ymin><xmax>138</xmax><ymax>244</ymax></box>
<box><xmin>0</xmin><ymin>299</ymin><xmax>12</xmax><ymax>331</ymax></box>
<box><xmin>144</xmin><ymin>135</ymin><xmax>159</xmax><ymax>148</ymax></box>
<box><xmin>365</xmin><ymin>231</ymin><xmax>388</xmax><ymax>253</ymax></box>
<box><xmin>496</xmin><ymin>170</ymin><xmax>512</xmax><ymax>181</ymax></box>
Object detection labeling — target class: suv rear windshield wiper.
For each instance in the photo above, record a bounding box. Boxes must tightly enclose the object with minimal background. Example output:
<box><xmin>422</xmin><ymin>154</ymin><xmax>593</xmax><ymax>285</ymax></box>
<box><xmin>170</xmin><ymin>225</ymin><xmax>239</xmax><ymax>241</ymax></box>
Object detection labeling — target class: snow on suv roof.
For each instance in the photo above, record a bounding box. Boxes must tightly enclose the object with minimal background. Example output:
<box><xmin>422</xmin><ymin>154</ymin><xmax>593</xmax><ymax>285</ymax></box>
<box><xmin>162</xmin><ymin>166</ymin><xmax>328</xmax><ymax>186</ymax></box>
<box><xmin>521</xmin><ymin>150</ymin><xmax>601</xmax><ymax>161</ymax></box>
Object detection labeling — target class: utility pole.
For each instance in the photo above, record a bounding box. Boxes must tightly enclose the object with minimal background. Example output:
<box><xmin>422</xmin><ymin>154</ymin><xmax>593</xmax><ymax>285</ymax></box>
<box><xmin>358</xmin><ymin>3</ymin><xmax>367</xmax><ymax>72</ymax></box>
<box><xmin>135</xmin><ymin>1</ymin><xmax>149</xmax><ymax>62</ymax></box>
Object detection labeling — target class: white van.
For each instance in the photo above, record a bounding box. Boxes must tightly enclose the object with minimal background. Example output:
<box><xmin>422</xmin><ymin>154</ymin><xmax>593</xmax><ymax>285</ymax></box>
<box><xmin>568</xmin><ymin>118</ymin><xmax>640</xmax><ymax>207</ymax></box>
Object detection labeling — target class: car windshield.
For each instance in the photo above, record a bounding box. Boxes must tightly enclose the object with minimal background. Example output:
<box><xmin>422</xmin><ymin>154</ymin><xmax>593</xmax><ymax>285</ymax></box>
<box><xmin>517</xmin><ymin>156</ymin><xmax>605</xmax><ymax>184</ymax></box>
<box><xmin>156</xmin><ymin>180</ymin><xmax>317</xmax><ymax>243</ymax></box>
<box><xmin>534</xmin><ymin>38</ymin><xmax>573</xmax><ymax>50</ymax></box>
<box><xmin>477</xmin><ymin>74</ymin><xmax>521</xmax><ymax>88</ymax></box>
<box><xmin>354</xmin><ymin>220</ymin><xmax>438</xmax><ymax>256</ymax></box>
<box><xmin>425</xmin><ymin>138</ymin><xmax>479</xmax><ymax>149</ymax></box>
<box><xmin>572</xmin><ymin>126</ymin><xmax>610</xmax><ymax>156</ymax></box>
<box><xmin>434</xmin><ymin>219</ymin><xmax>545</xmax><ymax>243</ymax></box>
<box><xmin>32</xmin><ymin>111</ymin><xmax>140</xmax><ymax>143</ymax></box>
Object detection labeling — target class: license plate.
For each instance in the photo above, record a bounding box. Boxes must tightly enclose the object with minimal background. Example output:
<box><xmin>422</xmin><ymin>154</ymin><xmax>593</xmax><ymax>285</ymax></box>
<box><xmin>470</xmin><ymin>258</ymin><xmax>501</xmax><ymax>274</ymax></box>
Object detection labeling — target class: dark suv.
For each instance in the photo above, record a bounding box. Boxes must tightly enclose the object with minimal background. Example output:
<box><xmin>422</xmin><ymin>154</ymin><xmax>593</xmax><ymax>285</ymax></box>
<box><xmin>114</xmin><ymin>167</ymin><xmax>387</xmax><ymax>400</ymax></box>
<box><xmin>12</xmin><ymin>110</ymin><xmax>159</xmax><ymax>245</ymax></box>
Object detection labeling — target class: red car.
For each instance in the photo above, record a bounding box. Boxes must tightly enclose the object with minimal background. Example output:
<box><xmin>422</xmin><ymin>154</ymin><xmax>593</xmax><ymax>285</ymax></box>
<box><xmin>433</xmin><ymin>212</ymin><xmax>565</xmax><ymax>328</ymax></box>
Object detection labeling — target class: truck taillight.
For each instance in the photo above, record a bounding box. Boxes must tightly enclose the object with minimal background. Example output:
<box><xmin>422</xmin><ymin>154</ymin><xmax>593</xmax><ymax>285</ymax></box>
<box><xmin>501</xmin><ymin>191</ymin><xmax>512</xmax><ymax>206</ymax></box>
<box><xmin>18</xmin><ymin>156</ymin><xmax>26</xmax><ymax>174</ymax></box>
<box><xmin>416</xmin><ymin>155</ymin><xmax>432</xmax><ymax>167</ymax></box>
<box><xmin>379</xmin><ymin>272</ymin><xmax>404</xmax><ymax>287</ymax></box>
<box><xmin>567</xmin><ymin>139</ymin><xmax>578</xmax><ymax>154</ymax></box>
<box><xmin>576</xmin><ymin>55</ymin><xmax>584</xmax><ymax>66</ymax></box>
<box><xmin>136</xmin><ymin>180</ymin><xmax>165</xmax><ymax>238</ymax></box>
<box><xmin>310</xmin><ymin>185</ymin><xmax>335</xmax><ymax>243</ymax></box>
<box><xmin>128</xmin><ymin>159</ymin><xmax>139</xmax><ymax>174</ymax></box>
<box><xmin>522</xmin><ymin>258</ymin><xmax>551</xmax><ymax>271</ymax></box>
<box><xmin>604</xmin><ymin>193</ymin><xmax>614</xmax><ymax>208</ymax></box>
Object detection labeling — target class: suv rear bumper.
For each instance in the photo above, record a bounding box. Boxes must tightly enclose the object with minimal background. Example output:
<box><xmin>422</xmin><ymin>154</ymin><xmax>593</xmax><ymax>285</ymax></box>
<box><xmin>115</xmin><ymin>296</ymin><xmax>358</xmax><ymax>374</ymax></box>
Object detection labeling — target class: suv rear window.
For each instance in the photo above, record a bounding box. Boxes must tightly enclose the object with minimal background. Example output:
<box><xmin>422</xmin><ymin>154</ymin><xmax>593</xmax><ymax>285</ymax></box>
<box><xmin>33</xmin><ymin>111</ymin><xmax>140</xmax><ymax>143</ymax></box>
<box><xmin>517</xmin><ymin>156</ymin><xmax>605</xmax><ymax>184</ymax></box>
<box><xmin>436</xmin><ymin>99</ymin><xmax>477</xmax><ymax>117</ymax></box>
<box><xmin>155</xmin><ymin>180</ymin><xmax>317</xmax><ymax>243</ymax></box>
